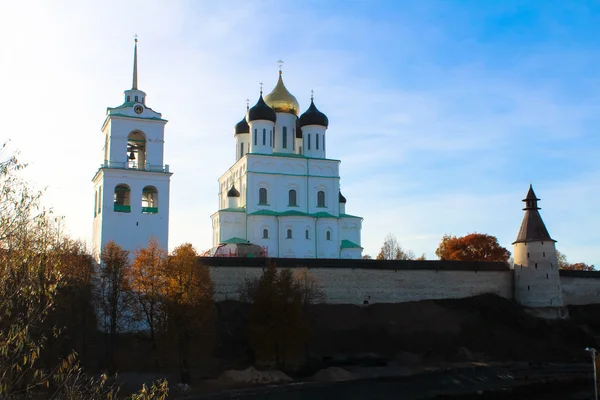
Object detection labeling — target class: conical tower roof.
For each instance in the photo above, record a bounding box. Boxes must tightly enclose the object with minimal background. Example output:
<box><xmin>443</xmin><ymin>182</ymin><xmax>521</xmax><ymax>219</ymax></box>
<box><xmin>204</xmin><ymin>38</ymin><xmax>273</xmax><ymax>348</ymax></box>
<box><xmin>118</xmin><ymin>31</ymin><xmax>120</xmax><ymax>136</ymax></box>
<box><xmin>513</xmin><ymin>185</ymin><xmax>555</xmax><ymax>244</ymax></box>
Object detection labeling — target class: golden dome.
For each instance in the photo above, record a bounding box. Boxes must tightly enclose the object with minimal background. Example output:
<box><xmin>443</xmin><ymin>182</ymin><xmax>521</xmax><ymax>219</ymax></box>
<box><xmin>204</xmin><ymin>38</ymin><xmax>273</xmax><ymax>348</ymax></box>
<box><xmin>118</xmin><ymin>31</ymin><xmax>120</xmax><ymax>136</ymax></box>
<box><xmin>264</xmin><ymin>71</ymin><xmax>300</xmax><ymax>116</ymax></box>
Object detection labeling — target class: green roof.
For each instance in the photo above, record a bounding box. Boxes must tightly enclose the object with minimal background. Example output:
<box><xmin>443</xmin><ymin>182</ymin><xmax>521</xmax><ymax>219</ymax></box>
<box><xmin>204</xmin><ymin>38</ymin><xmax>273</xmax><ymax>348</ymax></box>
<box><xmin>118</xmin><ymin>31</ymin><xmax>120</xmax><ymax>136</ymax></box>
<box><xmin>221</xmin><ymin>237</ymin><xmax>250</xmax><ymax>244</ymax></box>
<box><xmin>341</xmin><ymin>239</ymin><xmax>363</xmax><ymax>249</ymax></box>
<box><xmin>108</xmin><ymin>113</ymin><xmax>166</xmax><ymax>122</ymax></box>
<box><xmin>107</xmin><ymin>101</ymin><xmax>136</xmax><ymax>111</ymax></box>
<box><xmin>311</xmin><ymin>211</ymin><xmax>338</xmax><ymax>218</ymax></box>
<box><xmin>248</xmin><ymin>209</ymin><xmax>279</xmax><ymax>216</ymax></box>
<box><xmin>340</xmin><ymin>213</ymin><xmax>362</xmax><ymax>219</ymax></box>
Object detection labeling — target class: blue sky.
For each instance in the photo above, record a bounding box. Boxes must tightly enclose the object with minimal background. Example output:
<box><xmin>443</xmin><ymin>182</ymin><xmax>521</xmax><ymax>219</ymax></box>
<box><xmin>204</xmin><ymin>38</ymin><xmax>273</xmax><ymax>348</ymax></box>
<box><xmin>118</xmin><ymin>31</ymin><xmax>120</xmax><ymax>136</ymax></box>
<box><xmin>1</xmin><ymin>1</ymin><xmax>599</xmax><ymax>264</ymax></box>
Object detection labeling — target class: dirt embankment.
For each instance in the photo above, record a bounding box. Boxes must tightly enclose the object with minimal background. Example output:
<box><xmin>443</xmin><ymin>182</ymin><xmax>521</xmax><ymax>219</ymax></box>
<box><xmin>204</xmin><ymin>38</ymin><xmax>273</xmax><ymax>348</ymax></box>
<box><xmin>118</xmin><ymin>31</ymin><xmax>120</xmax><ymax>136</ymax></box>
<box><xmin>215</xmin><ymin>294</ymin><xmax>600</xmax><ymax>370</ymax></box>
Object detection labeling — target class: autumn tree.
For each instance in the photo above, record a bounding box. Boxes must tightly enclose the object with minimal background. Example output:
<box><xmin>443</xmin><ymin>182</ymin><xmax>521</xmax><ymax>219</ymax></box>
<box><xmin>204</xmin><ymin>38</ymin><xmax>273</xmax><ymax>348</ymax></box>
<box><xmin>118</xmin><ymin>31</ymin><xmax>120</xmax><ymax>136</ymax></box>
<box><xmin>0</xmin><ymin>146</ymin><xmax>170</xmax><ymax>399</ymax></box>
<box><xmin>294</xmin><ymin>267</ymin><xmax>326</xmax><ymax>307</ymax></box>
<box><xmin>556</xmin><ymin>250</ymin><xmax>596</xmax><ymax>271</ymax></box>
<box><xmin>164</xmin><ymin>243</ymin><xmax>215</xmax><ymax>384</ymax></box>
<box><xmin>46</xmin><ymin>239</ymin><xmax>98</xmax><ymax>368</ymax></box>
<box><xmin>98</xmin><ymin>241</ymin><xmax>132</xmax><ymax>369</ymax></box>
<box><xmin>0</xmin><ymin>147</ymin><xmax>64</xmax><ymax>395</ymax></box>
<box><xmin>376</xmin><ymin>233</ymin><xmax>415</xmax><ymax>260</ymax></box>
<box><xmin>129</xmin><ymin>238</ymin><xmax>168</xmax><ymax>350</ymax></box>
<box><xmin>240</xmin><ymin>263</ymin><xmax>326</xmax><ymax>368</ymax></box>
<box><xmin>435</xmin><ymin>233</ymin><xmax>510</xmax><ymax>263</ymax></box>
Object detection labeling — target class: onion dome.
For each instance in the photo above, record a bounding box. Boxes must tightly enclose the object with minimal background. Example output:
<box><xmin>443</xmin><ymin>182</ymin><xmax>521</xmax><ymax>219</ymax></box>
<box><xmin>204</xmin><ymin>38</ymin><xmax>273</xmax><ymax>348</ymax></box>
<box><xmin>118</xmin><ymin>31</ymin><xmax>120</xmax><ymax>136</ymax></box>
<box><xmin>264</xmin><ymin>71</ymin><xmax>300</xmax><ymax>116</ymax></box>
<box><xmin>247</xmin><ymin>94</ymin><xmax>276</xmax><ymax>123</ymax></box>
<box><xmin>227</xmin><ymin>185</ymin><xmax>240</xmax><ymax>197</ymax></box>
<box><xmin>234</xmin><ymin>116</ymin><xmax>249</xmax><ymax>135</ymax></box>
<box><xmin>299</xmin><ymin>98</ymin><xmax>329</xmax><ymax>128</ymax></box>
<box><xmin>339</xmin><ymin>191</ymin><xmax>347</xmax><ymax>203</ymax></box>
<box><xmin>295</xmin><ymin>118</ymin><xmax>302</xmax><ymax>138</ymax></box>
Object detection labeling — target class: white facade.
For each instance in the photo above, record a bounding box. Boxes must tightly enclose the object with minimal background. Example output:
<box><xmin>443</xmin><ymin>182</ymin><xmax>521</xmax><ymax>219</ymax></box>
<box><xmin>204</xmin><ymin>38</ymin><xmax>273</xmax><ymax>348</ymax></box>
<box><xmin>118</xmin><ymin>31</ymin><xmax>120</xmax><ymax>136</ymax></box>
<box><xmin>211</xmin><ymin>73</ymin><xmax>362</xmax><ymax>259</ymax></box>
<box><xmin>92</xmin><ymin>40</ymin><xmax>172</xmax><ymax>259</ymax></box>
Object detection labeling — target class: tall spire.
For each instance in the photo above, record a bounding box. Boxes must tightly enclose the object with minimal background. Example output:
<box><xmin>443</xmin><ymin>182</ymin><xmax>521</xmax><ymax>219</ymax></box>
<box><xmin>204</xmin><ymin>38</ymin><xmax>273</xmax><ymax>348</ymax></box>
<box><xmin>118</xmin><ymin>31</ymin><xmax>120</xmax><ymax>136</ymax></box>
<box><xmin>132</xmin><ymin>35</ymin><xmax>138</xmax><ymax>90</ymax></box>
<box><xmin>513</xmin><ymin>184</ymin><xmax>555</xmax><ymax>244</ymax></box>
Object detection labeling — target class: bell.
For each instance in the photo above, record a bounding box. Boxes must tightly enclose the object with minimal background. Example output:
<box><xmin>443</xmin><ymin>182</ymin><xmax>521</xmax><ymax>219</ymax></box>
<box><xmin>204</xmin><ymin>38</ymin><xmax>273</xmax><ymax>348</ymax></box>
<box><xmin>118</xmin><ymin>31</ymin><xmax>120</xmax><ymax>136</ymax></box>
<box><xmin>128</xmin><ymin>151</ymin><xmax>136</xmax><ymax>160</ymax></box>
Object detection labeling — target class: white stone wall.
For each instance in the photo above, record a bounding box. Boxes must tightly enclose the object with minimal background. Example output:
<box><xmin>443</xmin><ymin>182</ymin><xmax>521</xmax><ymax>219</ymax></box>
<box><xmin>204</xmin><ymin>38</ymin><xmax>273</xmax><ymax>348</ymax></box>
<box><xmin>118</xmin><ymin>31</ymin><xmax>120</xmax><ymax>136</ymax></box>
<box><xmin>273</xmin><ymin>113</ymin><xmax>297</xmax><ymax>154</ymax></box>
<box><xmin>209</xmin><ymin>266</ymin><xmax>513</xmax><ymax>304</ymax></box>
<box><xmin>560</xmin><ymin>276</ymin><xmax>600</xmax><ymax>305</ymax></box>
<box><xmin>514</xmin><ymin>241</ymin><xmax>564</xmax><ymax>307</ymax></box>
<box><xmin>248</xmin><ymin>120</ymin><xmax>274</xmax><ymax>154</ymax></box>
<box><xmin>301</xmin><ymin>125</ymin><xmax>327</xmax><ymax>159</ymax></box>
<box><xmin>235</xmin><ymin>133</ymin><xmax>249</xmax><ymax>161</ymax></box>
<box><xmin>339</xmin><ymin>216</ymin><xmax>362</xmax><ymax>246</ymax></box>
<box><xmin>92</xmin><ymin>168</ymin><xmax>171</xmax><ymax>258</ymax></box>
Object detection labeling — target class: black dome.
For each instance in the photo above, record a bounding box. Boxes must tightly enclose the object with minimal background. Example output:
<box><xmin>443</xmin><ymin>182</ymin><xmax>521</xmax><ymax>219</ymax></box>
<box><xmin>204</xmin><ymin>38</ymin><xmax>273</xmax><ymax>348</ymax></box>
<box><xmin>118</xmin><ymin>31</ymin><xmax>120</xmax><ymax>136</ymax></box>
<box><xmin>299</xmin><ymin>99</ymin><xmax>328</xmax><ymax>128</ymax></box>
<box><xmin>227</xmin><ymin>185</ymin><xmax>240</xmax><ymax>197</ymax></box>
<box><xmin>339</xmin><ymin>191</ymin><xmax>347</xmax><ymax>203</ymax></box>
<box><xmin>234</xmin><ymin>116</ymin><xmax>249</xmax><ymax>135</ymax></box>
<box><xmin>295</xmin><ymin>118</ymin><xmax>302</xmax><ymax>138</ymax></box>
<box><xmin>247</xmin><ymin>94</ymin><xmax>276</xmax><ymax>123</ymax></box>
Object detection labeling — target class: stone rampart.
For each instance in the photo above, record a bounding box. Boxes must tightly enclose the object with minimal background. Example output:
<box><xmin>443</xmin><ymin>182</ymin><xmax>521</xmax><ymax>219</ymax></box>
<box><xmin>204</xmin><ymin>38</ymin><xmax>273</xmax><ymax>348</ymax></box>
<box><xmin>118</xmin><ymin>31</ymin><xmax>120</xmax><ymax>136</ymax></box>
<box><xmin>200</xmin><ymin>258</ymin><xmax>513</xmax><ymax>305</ymax></box>
<box><xmin>199</xmin><ymin>258</ymin><xmax>600</xmax><ymax>306</ymax></box>
<box><xmin>559</xmin><ymin>270</ymin><xmax>600</xmax><ymax>305</ymax></box>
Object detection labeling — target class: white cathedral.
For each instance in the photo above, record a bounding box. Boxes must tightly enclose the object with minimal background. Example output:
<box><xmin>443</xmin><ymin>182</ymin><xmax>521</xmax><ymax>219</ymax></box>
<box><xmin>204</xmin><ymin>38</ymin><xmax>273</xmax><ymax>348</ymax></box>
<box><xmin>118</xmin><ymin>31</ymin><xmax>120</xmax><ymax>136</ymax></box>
<box><xmin>92</xmin><ymin>40</ymin><xmax>362</xmax><ymax>259</ymax></box>
<box><xmin>210</xmin><ymin>69</ymin><xmax>363</xmax><ymax>259</ymax></box>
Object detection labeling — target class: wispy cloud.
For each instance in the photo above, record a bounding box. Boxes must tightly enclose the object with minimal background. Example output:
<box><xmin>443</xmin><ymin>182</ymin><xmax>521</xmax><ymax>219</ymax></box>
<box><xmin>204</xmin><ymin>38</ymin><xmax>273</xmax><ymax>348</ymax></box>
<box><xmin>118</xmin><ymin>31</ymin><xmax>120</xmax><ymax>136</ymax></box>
<box><xmin>1</xmin><ymin>0</ymin><xmax>599</xmax><ymax>265</ymax></box>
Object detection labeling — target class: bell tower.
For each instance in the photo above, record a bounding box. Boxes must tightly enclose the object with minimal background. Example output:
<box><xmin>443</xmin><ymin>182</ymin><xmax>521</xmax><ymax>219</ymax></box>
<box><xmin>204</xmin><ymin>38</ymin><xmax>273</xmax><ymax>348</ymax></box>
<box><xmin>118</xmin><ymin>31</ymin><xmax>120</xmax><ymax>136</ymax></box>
<box><xmin>92</xmin><ymin>38</ymin><xmax>172</xmax><ymax>259</ymax></box>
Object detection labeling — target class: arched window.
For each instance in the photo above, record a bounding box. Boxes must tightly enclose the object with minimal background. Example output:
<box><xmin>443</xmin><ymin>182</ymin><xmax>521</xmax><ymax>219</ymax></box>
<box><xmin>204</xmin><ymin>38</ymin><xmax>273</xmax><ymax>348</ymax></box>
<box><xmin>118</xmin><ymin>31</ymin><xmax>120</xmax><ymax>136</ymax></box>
<box><xmin>326</xmin><ymin>230</ymin><xmax>331</xmax><ymax>241</ymax></box>
<box><xmin>307</xmin><ymin>133</ymin><xmax>311</xmax><ymax>150</ymax></box>
<box><xmin>323</xmin><ymin>135</ymin><xmax>325</xmax><ymax>150</ymax></box>
<box><xmin>142</xmin><ymin>186</ymin><xmax>158</xmax><ymax>214</ymax></box>
<box><xmin>98</xmin><ymin>186</ymin><xmax>102</xmax><ymax>214</ymax></box>
<box><xmin>135</xmin><ymin>95</ymin><xmax>139</xmax><ymax>102</ymax></box>
<box><xmin>263</xmin><ymin>229</ymin><xmax>269</xmax><ymax>239</ymax></box>
<box><xmin>94</xmin><ymin>191</ymin><xmax>98</xmax><ymax>217</ymax></box>
<box><xmin>272</xmin><ymin>130</ymin><xmax>275</xmax><ymax>148</ymax></box>
<box><xmin>240</xmin><ymin>142</ymin><xmax>244</xmax><ymax>159</ymax></box>
<box><xmin>316</xmin><ymin>133</ymin><xmax>319</xmax><ymax>150</ymax></box>
<box><xmin>282</xmin><ymin>127</ymin><xmax>287</xmax><ymax>149</ymax></box>
<box><xmin>254</xmin><ymin>129</ymin><xmax>257</xmax><ymax>145</ymax></box>
<box><xmin>287</xmin><ymin>229</ymin><xmax>293</xmax><ymax>239</ymax></box>
<box><xmin>127</xmin><ymin>131</ymin><xmax>146</xmax><ymax>170</ymax></box>
<box><xmin>288</xmin><ymin>189</ymin><xmax>297</xmax><ymax>206</ymax></box>
<box><xmin>127</xmin><ymin>95</ymin><xmax>131</xmax><ymax>102</ymax></box>
<box><xmin>262</xmin><ymin>129</ymin><xmax>266</xmax><ymax>145</ymax></box>
<box><xmin>305</xmin><ymin>229</ymin><xmax>309</xmax><ymax>239</ymax></box>
<box><xmin>317</xmin><ymin>190</ymin><xmax>325</xmax><ymax>207</ymax></box>
<box><xmin>292</xmin><ymin>129</ymin><xmax>295</xmax><ymax>150</ymax></box>
<box><xmin>114</xmin><ymin>184</ymin><xmax>131</xmax><ymax>212</ymax></box>
<box><xmin>259</xmin><ymin>188</ymin><xmax>268</xmax><ymax>205</ymax></box>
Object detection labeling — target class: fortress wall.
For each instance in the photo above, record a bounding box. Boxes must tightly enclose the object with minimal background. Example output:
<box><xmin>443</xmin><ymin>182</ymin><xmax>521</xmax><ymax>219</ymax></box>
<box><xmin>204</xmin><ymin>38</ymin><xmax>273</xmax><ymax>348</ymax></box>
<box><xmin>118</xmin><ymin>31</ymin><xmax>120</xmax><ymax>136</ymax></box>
<box><xmin>559</xmin><ymin>270</ymin><xmax>600</xmax><ymax>305</ymax></box>
<box><xmin>209</xmin><ymin>265</ymin><xmax>513</xmax><ymax>305</ymax></box>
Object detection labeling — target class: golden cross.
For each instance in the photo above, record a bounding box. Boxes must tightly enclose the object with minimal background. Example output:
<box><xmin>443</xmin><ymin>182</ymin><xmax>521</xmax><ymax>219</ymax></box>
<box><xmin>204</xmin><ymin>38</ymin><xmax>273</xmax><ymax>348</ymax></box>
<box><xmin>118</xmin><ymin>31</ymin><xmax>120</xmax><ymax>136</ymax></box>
<box><xmin>277</xmin><ymin>60</ymin><xmax>284</xmax><ymax>71</ymax></box>
<box><xmin>134</xmin><ymin>33</ymin><xmax>138</xmax><ymax>43</ymax></box>
<box><xmin>259</xmin><ymin>82</ymin><xmax>263</xmax><ymax>93</ymax></box>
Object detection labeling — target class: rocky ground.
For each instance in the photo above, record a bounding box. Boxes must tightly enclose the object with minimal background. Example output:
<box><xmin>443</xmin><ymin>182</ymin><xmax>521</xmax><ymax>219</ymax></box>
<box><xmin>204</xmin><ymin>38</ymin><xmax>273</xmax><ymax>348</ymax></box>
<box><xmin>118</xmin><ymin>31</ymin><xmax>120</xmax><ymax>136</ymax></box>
<box><xmin>169</xmin><ymin>362</ymin><xmax>595</xmax><ymax>399</ymax></box>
